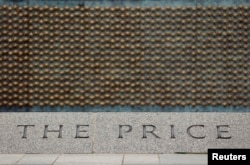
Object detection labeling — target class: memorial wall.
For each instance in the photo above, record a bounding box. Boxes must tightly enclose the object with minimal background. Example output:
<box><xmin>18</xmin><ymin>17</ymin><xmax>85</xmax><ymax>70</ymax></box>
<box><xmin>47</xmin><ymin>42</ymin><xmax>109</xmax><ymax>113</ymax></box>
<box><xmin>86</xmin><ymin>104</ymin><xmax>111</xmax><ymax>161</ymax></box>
<box><xmin>0</xmin><ymin>0</ymin><xmax>249</xmax><ymax>153</ymax></box>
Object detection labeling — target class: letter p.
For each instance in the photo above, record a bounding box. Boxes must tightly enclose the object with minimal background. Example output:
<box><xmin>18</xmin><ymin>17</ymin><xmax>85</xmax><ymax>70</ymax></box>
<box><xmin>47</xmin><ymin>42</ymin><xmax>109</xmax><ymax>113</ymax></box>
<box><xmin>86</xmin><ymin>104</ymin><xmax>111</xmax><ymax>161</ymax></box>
<box><xmin>118</xmin><ymin>125</ymin><xmax>132</xmax><ymax>138</ymax></box>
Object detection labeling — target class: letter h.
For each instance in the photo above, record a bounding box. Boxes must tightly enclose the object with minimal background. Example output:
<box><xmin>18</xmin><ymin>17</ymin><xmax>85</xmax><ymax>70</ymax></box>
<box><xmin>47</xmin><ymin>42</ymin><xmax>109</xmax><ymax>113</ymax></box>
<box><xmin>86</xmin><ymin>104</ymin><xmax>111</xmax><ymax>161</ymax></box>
<box><xmin>43</xmin><ymin>125</ymin><xmax>63</xmax><ymax>138</ymax></box>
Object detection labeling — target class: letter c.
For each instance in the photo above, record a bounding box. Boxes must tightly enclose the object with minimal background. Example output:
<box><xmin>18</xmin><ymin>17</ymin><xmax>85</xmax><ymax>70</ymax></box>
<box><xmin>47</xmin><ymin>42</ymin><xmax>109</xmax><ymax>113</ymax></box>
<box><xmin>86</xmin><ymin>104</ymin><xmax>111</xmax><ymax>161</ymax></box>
<box><xmin>187</xmin><ymin>125</ymin><xmax>206</xmax><ymax>139</ymax></box>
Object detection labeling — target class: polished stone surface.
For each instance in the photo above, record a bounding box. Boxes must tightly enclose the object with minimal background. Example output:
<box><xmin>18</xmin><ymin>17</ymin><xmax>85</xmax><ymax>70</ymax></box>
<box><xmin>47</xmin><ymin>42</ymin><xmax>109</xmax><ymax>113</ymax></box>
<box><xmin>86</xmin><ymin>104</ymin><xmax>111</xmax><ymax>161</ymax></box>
<box><xmin>16</xmin><ymin>154</ymin><xmax>59</xmax><ymax>165</ymax></box>
<box><xmin>123</xmin><ymin>154</ymin><xmax>160</xmax><ymax>165</ymax></box>
<box><xmin>0</xmin><ymin>154</ymin><xmax>207</xmax><ymax>165</ymax></box>
<box><xmin>0</xmin><ymin>154</ymin><xmax>24</xmax><ymax>164</ymax></box>
<box><xmin>159</xmin><ymin>154</ymin><xmax>207</xmax><ymax>165</ymax></box>
<box><xmin>54</xmin><ymin>154</ymin><xmax>123</xmax><ymax>165</ymax></box>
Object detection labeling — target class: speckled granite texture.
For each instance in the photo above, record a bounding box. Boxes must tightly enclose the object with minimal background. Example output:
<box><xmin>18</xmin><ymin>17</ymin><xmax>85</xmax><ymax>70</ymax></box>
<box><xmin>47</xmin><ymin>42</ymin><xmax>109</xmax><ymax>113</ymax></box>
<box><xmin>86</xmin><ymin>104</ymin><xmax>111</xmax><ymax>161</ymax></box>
<box><xmin>0</xmin><ymin>112</ymin><xmax>249</xmax><ymax>153</ymax></box>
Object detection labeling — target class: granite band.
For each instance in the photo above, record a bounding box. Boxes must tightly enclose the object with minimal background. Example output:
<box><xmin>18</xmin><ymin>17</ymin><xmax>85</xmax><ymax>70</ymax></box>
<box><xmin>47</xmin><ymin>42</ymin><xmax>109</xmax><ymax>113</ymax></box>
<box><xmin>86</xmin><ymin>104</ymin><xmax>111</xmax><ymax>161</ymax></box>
<box><xmin>0</xmin><ymin>112</ymin><xmax>249</xmax><ymax>153</ymax></box>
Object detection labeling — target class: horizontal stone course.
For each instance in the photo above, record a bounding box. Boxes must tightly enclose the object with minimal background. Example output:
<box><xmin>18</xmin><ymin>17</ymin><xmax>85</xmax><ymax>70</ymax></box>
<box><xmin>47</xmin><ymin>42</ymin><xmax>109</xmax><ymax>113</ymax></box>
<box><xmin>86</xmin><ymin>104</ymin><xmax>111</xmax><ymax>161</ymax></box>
<box><xmin>0</xmin><ymin>112</ymin><xmax>249</xmax><ymax>153</ymax></box>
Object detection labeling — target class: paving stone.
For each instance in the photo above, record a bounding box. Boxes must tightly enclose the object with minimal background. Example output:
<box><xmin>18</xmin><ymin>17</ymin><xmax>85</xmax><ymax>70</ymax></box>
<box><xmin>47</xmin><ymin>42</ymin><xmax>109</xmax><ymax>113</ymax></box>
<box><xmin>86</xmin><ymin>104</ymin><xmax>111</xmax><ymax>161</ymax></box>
<box><xmin>159</xmin><ymin>154</ymin><xmax>207</xmax><ymax>165</ymax></box>
<box><xmin>0</xmin><ymin>154</ymin><xmax>24</xmax><ymax>165</ymax></box>
<box><xmin>123</xmin><ymin>154</ymin><xmax>160</xmax><ymax>165</ymax></box>
<box><xmin>16</xmin><ymin>154</ymin><xmax>59</xmax><ymax>165</ymax></box>
<box><xmin>54</xmin><ymin>154</ymin><xmax>123</xmax><ymax>165</ymax></box>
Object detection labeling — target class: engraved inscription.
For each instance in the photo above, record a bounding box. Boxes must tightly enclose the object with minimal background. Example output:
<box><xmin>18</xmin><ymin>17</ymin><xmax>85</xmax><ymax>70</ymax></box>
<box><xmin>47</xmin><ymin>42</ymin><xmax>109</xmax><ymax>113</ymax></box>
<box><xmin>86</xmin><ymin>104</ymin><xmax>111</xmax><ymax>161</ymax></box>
<box><xmin>187</xmin><ymin>125</ymin><xmax>206</xmax><ymax>139</ymax></box>
<box><xmin>43</xmin><ymin>125</ymin><xmax>63</xmax><ymax>138</ymax></box>
<box><xmin>216</xmin><ymin>125</ymin><xmax>231</xmax><ymax>139</ymax></box>
<box><xmin>17</xmin><ymin>125</ymin><xmax>35</xmax><ymax>138</ymax></box>
<box><xmin>142</xmin><ymin>125</ymin><xmax>160</xmax><ymax>139</ymax></box>
<box><xmin>118</xmin><ymin>125</ymin><xmax>133</xmax><ymax>138</ymax></box>
<box><xmin>75</xmin><ymin>125</ymin><xmax>89</xmax><ymax>138</ymax></box>
<box><xmin>16</xmin><ymin>124</ymin><xmax>231</xmax><ymax>140</ymax></box>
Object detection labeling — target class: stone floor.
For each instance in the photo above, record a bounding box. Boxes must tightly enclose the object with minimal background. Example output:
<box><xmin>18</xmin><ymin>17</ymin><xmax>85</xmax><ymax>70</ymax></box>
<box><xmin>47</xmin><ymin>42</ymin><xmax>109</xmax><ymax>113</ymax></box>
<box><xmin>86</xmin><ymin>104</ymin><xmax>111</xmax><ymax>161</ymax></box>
<box><xmin>0</xmin><ymin>154</ymin><xmax>207</xmax><ymax>165</ymax></box>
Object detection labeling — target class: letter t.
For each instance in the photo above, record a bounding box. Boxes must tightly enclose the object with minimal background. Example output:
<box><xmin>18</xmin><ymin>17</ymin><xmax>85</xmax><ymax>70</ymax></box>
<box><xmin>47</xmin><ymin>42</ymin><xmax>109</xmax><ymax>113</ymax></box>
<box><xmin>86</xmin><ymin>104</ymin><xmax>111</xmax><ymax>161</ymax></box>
<box><xmin>17</xmin><ymin>125</ymin><xmax>35</xmax><ymax>138</ymax></box>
